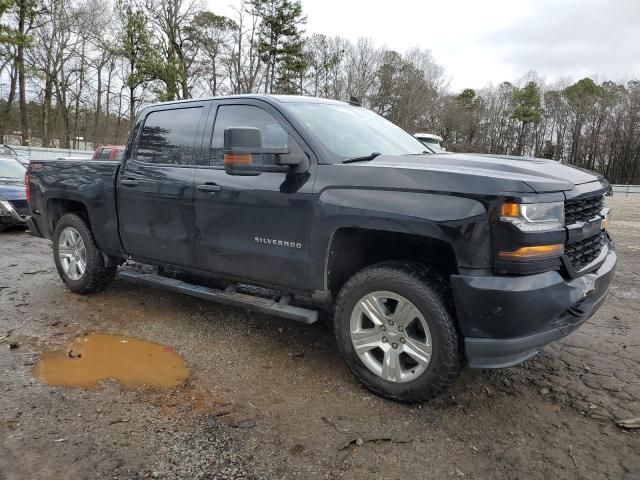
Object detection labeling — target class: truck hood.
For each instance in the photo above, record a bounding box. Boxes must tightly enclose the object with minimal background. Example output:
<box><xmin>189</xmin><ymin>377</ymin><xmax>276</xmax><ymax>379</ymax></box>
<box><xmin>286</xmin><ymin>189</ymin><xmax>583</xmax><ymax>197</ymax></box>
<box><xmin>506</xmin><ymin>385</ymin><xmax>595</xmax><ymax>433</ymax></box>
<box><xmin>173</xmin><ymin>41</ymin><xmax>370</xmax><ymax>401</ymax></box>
<box><xmin>0</xmin><ymin>178</ymin><xmax>26</xmax><ymax>201</ymax></box>
<box><xmin>365</xmin><ymin>153</ymin><xmax>603</xmax><ymax>193</ymax></box>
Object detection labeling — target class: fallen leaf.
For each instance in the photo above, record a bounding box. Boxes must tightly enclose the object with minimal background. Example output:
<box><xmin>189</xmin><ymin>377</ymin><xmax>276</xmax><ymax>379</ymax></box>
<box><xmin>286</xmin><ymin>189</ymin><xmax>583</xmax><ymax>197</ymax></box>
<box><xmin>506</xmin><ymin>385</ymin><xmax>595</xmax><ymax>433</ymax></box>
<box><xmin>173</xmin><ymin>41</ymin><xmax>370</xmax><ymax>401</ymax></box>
<box><xmin>616</xmin><ymin>417</ymin><xmax>640</xmax><ymax>429</ymax></box>
<box><xmin>338</xmin><ymin>432</ymin><xmax>413</xmax><ymax>450</ymax></box>
<box><xmin>109</xmin><ymin>419</ymin><xmax>131</xmax><ymax>426</ymax></box>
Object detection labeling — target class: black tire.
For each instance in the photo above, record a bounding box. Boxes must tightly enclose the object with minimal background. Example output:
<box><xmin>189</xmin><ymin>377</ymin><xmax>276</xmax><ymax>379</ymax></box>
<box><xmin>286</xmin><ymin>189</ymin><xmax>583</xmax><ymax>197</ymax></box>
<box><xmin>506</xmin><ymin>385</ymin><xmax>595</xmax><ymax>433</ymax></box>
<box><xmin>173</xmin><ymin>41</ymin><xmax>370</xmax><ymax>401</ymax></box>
<box><xmin>334</xmin><ymin>260</ymin><xmax>462</xmax><ymax>402</ymax></box>
<box><xmin>53</xmin><ymin>213</ymin><xmax>117</xmax><ymax>293</ymax></box>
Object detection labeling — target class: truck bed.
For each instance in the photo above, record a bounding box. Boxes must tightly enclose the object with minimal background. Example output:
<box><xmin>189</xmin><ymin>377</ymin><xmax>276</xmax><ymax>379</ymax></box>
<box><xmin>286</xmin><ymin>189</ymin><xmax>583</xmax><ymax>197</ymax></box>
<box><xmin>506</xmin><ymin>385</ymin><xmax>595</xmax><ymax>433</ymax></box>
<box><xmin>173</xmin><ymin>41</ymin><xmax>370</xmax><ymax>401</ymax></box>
<box><xmin>27</xmin><ymin>159</ymin><xmax>124</xmax><ymax>256</ymax></box>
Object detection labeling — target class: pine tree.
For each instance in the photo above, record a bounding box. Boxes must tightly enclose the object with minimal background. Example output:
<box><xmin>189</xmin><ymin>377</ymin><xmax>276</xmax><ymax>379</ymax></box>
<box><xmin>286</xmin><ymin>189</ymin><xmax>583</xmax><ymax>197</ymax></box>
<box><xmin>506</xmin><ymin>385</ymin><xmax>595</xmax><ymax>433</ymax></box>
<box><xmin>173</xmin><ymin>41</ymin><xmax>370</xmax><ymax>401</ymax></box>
<box><xmin>117</xmin><ymin>0</ymin><xmax>157</xmax><ymax>120</ymax></box>
<box><xmin>251</xmin><ymin>0</ymin><xmax>306</xmax><ymax>94</ymax></box>
<box><xmin>512</xmin><ymin>81</ymin><xmax>542</xmax><ymax>155</ymax></box>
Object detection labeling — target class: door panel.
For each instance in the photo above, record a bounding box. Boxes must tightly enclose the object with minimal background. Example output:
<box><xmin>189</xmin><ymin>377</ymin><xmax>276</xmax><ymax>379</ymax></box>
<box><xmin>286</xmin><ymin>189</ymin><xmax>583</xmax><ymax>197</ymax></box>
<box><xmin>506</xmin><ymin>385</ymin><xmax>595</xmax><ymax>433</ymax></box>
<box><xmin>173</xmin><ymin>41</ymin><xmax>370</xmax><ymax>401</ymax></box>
<box><xmin>118</xmin><ymin>163</ymin><xmax>198</xmax><ymax>266</ymax></box>
<box><xmin>117</xmin><ymin>103</ymin><xmax>208</xmax><ymax>268</ymax></box>
<box><xmin>194</xmin><ymin>169</ymin><xmax>314</xmax><ymax>288</ymax></box>
<box><xmin>193</xmin><ymin>101</ymin><xmax>316</xmax><ymax>290</ymax></box>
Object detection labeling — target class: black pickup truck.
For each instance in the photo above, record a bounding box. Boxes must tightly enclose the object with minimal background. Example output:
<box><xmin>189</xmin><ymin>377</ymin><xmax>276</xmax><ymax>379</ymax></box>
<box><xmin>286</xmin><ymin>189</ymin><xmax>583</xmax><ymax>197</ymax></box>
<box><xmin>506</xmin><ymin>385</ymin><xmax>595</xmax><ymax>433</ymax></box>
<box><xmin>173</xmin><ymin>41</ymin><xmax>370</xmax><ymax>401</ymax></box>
<box><xmin>25</xmin><ymin>95</ymin><xmax>616</xmax><ymax>402</ymax></box>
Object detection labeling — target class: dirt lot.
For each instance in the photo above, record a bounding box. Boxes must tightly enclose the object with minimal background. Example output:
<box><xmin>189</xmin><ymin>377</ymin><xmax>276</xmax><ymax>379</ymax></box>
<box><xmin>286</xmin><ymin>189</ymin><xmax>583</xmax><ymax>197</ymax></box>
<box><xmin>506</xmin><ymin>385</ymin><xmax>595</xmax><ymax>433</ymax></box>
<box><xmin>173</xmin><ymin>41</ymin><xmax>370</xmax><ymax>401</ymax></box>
<box><xmin>1</xmin><ymin>196</ymin><xmax>639</xmax><ymax>480</ymax></box>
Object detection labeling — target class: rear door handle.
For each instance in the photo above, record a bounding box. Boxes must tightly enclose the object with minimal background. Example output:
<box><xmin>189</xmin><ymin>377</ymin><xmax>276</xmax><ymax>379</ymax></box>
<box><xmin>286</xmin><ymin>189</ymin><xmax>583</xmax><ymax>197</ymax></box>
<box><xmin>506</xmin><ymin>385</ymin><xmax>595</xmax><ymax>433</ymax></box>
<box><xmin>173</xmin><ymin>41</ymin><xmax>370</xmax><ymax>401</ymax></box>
<box><xmin>120</xmin><ymin>178</ymin><xmax>139</xmax><ymax>186</ymax></box>
<box><xmin>196</xmin><ymin>183</ymin><xmax>222</xmax><ymax>193</ymax></box>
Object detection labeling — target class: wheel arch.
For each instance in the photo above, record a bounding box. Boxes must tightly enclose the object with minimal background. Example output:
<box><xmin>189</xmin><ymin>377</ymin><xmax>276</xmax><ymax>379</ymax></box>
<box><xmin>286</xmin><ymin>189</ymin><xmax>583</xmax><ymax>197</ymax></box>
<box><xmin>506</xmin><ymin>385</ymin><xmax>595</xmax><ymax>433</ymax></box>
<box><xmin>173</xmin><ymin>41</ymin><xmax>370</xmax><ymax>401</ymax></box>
<box><xmin>46</xmin><ymin>198</ymin><xmax>90</xmax><ymax>237</ymax></box>
<box><xmin>325</xmin><ymin>228</ymin><xmax>459</xmax><ymax>296</ymax></box>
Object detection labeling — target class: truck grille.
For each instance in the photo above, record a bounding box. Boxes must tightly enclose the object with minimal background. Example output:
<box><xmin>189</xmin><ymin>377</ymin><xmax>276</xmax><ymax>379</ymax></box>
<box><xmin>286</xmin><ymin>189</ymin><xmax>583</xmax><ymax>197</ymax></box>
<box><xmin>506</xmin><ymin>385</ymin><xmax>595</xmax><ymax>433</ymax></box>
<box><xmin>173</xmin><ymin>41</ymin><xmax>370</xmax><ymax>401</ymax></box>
<box><xmin>565</xmin><ymin>194</ymin><xmax>605</xmax><ymax>225</ymax></box>
<box><xmin>9</xmin><ymin>200</ymin><xmax>29</xmax><ymax>217</ymax></box>
<box><xmin>565</xmin><ymin>231</ymin><xmax>606</xmax><ymax>271</ymax></box>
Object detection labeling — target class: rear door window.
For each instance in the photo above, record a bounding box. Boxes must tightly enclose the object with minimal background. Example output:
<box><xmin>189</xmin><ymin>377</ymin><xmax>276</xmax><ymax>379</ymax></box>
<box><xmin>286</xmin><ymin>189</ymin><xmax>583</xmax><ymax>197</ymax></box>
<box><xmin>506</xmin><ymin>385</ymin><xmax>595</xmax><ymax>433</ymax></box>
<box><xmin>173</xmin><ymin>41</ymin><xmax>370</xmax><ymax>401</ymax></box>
<box><xmin>137</xmin><ymin>107</ymin><xmax>204</xmax><ymax>165</ymax></box>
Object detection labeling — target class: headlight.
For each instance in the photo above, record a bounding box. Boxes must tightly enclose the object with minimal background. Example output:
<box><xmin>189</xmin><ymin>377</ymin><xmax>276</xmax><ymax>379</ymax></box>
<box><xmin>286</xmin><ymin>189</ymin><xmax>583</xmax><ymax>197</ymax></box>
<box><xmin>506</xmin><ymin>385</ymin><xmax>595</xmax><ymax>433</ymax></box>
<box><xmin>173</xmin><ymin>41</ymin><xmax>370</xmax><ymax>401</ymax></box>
<box><xmin>500</xmin><ymin>201</ymin><xmax>564</xmax><ymax>232</ymax></box>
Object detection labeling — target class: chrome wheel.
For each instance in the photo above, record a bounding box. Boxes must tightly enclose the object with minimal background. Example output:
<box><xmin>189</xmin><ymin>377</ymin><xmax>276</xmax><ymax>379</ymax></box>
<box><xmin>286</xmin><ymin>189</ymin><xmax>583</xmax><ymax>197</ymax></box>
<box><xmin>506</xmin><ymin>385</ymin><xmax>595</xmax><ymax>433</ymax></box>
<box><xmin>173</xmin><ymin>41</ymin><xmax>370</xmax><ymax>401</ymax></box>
<box><xmin>350</xmin><ymin>291</ymin><xmax>432</xmax><ymax>383</ymax></box>
<box><xmin>58</xmin><ymin>226</ymin><xmax>87</xmax><ymax>281</ymax></box>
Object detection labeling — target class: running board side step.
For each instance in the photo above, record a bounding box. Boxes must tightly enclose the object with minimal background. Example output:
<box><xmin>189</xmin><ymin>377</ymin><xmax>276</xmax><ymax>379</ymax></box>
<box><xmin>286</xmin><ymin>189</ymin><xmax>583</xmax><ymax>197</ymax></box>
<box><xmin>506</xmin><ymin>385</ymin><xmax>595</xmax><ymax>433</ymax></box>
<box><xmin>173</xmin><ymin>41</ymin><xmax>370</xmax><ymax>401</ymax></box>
<box><xmin>118</xmin><ymin>270</ymin><xmax>318</xmax><ymax>325</ymax></box>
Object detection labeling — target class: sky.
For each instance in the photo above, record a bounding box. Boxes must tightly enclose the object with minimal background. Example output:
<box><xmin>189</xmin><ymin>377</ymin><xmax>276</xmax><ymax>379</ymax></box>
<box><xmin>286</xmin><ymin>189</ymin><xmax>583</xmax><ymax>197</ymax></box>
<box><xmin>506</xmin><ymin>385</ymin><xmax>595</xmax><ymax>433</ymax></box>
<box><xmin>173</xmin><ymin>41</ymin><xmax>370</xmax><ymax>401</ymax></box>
<box><xmin>209</xmin><ymin>0</ymin><xmax>640</xmax><ymax>92</ymax></box>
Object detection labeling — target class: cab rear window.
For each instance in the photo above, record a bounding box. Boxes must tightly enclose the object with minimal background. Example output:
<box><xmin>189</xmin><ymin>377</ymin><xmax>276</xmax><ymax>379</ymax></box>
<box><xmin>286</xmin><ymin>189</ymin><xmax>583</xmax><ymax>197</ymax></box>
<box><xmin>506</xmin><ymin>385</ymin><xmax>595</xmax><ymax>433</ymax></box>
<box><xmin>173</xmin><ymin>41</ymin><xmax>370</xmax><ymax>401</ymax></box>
<box><xmin>136</xmin><ymin>107</ymin><xmax>203</xmax><ymax>165</ymax></box>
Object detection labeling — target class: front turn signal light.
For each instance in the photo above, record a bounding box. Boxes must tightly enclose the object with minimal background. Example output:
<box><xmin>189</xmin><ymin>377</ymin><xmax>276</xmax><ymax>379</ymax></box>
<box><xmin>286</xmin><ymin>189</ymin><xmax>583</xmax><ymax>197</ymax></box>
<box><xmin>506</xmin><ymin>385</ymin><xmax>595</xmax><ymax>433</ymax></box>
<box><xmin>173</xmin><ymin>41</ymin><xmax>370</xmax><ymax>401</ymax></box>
<box><xmin>498</xmin><ymin>244</ymin><xmax>564</xmax><ymax>260</ymax></box>
<box><xmin>500</xmin><ymin>202</ymin><xmax>520</xmax><ymax>217</ymax></box>
<box><xmin>602</xmin><ymin>211</ymin><xmax>612</xmax><ymax>230</ymax></box>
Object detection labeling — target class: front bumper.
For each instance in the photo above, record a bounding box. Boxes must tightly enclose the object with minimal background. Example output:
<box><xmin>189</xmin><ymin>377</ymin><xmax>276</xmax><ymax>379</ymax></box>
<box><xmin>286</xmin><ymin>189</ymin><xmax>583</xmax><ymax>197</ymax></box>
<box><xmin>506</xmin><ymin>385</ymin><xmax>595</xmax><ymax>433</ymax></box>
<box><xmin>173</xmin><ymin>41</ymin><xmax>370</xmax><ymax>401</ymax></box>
<box><xmin>0</xmin><ymin>213</ymin><xmax>25</xmax><ymax>227</ymax></box>
<box><xmin>451</xmin><ymin>247</ymin><xmax>617</xmax><ymax>368</ymax></box>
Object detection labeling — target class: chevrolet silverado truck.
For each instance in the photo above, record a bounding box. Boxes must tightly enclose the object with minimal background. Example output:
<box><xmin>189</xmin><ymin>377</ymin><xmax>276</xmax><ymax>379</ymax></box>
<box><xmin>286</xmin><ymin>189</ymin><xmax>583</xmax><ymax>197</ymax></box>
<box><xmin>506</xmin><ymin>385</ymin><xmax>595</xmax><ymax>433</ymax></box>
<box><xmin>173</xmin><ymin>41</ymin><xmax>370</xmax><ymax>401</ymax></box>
<box><xmin>25</xmin><ymin>95</ymin><xmax>616</xmax><ymax>402</ymax></box>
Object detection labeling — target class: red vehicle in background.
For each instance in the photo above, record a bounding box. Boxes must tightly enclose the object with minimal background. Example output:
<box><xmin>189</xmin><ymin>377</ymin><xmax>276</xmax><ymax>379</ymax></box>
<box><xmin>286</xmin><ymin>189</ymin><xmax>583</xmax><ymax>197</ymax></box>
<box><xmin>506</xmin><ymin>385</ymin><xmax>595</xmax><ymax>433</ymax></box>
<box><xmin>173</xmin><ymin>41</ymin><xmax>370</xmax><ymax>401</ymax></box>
<box><xmin>92</xmin><ymin>145</ymin><xmax>125</xmax><ymax>161</ymax></box>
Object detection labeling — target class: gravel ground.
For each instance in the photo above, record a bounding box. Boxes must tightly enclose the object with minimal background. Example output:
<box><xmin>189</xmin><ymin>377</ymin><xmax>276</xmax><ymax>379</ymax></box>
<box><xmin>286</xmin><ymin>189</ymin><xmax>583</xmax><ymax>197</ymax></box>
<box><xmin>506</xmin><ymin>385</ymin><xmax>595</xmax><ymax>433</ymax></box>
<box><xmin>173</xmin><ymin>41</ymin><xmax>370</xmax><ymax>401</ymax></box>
<box><xmin>1</xmin><ymin>196</ymin><xmax>639</xmax><ymax>479</ymax></box>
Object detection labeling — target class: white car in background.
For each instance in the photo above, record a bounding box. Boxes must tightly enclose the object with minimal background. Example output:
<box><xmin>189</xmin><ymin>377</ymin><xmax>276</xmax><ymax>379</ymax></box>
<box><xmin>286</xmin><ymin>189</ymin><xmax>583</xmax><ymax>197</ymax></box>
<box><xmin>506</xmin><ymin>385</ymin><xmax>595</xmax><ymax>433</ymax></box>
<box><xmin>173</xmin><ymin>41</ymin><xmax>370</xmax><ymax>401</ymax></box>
<box><xmin>414</xmin><ymin>133</ymin><xmax>446</xmax><ymax>152</ymax></box>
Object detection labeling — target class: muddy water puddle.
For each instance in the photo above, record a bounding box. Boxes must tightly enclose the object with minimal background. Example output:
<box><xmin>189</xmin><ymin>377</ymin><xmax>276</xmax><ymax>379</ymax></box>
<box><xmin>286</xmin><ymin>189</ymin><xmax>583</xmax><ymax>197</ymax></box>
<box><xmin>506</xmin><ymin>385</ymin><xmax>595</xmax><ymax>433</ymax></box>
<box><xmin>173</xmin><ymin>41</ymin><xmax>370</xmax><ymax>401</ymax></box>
<box><xmin>33</xmin><ymin>333</ymin><xmax>189</xmax><ymax>388</ymax></box>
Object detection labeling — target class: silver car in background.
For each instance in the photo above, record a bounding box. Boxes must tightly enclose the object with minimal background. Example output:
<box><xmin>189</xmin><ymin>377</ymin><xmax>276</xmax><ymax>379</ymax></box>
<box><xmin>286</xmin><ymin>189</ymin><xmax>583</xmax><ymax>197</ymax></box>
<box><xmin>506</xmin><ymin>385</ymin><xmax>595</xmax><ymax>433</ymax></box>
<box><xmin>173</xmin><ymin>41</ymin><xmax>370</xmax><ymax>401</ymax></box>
<box><xmin>0</xmin><ymin>144</ymin><xmax>31</xmax><ymax>166</ymax></box>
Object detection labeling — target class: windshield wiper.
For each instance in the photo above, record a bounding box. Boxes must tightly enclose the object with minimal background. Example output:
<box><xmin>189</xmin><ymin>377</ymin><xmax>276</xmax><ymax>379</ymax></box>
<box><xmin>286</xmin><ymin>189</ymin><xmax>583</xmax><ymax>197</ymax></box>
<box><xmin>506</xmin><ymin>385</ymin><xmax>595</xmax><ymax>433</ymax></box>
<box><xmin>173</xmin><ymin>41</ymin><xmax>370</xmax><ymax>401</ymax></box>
<box><xmin>342</xmin><ymin>152</ymin><xmax>382</xmax><ymax>164</ymax></box>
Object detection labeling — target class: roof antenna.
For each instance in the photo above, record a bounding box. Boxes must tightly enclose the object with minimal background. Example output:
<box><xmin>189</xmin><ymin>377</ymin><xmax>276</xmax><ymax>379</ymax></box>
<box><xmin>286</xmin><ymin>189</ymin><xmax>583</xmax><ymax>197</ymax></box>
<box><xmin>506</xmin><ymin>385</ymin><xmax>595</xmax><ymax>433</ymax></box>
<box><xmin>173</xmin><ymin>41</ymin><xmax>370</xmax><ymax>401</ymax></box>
<box><xmin>348</xmin><ymin>96</ymin><xmax>361</xmax><ymax>106</ymax></box>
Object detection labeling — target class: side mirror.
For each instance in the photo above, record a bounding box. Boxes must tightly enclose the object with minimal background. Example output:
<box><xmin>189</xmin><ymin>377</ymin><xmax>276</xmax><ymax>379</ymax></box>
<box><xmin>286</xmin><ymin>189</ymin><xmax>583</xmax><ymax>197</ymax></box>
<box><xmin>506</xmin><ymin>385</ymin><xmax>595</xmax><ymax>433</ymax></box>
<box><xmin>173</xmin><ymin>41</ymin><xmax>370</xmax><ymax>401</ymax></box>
<box><xmin>223</xmin><ymin>127</ymin><xmax>307</xmax><ymax>176</ymax></box>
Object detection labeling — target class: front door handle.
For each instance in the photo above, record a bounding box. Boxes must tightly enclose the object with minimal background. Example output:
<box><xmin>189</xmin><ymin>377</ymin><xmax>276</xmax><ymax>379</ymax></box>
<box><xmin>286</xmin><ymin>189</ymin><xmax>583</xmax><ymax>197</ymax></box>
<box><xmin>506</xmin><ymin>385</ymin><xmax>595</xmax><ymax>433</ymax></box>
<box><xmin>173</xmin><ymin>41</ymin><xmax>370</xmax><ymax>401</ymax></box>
<box><xmin>196</xmin><ymin>183</ymin><xmax>222</xmax><ymax>193</ymax></box>
<box><xmin>120</xmin><ymin>178</ymin><xmax>139</xmax><ymax>186</ymax></box>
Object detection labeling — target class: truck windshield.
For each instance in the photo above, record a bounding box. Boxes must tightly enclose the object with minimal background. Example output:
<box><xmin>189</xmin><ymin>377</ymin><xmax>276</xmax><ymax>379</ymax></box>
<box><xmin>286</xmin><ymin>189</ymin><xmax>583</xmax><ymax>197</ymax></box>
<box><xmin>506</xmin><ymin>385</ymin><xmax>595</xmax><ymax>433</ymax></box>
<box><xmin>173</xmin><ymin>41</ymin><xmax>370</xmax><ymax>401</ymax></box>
<box><xmin>0</xmin><ymin>158</ymin><xmax>25</xmax><ymax>179</ymax></box>
<box><xmin>286</xmin><ymin>103</ymin><xmax>428</xmax><ymax>162</ymax></box>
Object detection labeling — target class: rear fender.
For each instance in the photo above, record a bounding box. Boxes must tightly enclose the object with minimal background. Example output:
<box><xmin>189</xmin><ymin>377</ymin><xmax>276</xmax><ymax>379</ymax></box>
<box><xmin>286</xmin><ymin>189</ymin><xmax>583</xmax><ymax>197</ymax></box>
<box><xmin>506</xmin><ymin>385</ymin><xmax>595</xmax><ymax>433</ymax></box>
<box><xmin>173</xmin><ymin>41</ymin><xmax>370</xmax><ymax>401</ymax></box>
<box><xmin>31</xmin><ymin>160</ymin><xmax>124</xmax><ymax>257</ymax></box>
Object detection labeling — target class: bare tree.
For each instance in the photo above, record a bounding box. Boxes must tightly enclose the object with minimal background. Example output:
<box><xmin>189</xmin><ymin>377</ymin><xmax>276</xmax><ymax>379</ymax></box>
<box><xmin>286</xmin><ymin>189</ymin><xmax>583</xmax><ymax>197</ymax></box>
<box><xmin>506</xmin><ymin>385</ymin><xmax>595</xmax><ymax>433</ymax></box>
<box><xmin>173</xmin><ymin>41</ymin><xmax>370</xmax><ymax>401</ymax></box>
<box><xmin>225</xmin><ymin>0</ymin><xmax>262</xmax><ymax>94</ymax></box>
<box><xmin>344</xmin><ymin>37</ymin><xmax>381</xmax><ymax>105</ymax></box>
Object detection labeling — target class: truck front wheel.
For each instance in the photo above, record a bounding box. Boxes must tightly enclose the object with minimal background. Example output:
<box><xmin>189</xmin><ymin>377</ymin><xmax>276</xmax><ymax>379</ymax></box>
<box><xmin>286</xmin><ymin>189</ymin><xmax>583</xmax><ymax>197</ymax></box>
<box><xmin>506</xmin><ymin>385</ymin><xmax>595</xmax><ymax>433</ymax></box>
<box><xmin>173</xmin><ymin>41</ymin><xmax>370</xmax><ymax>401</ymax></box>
<box><xmin>53</xmin><ymin>213</ymin><xmax>117</xmax><ymax>293</ymax></box>
<box><xmin>334</xmin><ymin>261</ymin><xmax>462</xmax><ymax>402</ymax></box>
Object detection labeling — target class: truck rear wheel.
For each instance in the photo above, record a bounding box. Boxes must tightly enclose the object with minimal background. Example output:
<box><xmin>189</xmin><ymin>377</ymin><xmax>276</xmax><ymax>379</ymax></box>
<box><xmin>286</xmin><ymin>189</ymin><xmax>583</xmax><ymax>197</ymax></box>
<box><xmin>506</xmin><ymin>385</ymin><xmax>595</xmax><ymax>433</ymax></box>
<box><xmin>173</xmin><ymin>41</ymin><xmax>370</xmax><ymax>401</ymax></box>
<box><xmin>334</xmin><ymin>261</ymin><xmax>461</xmax><ymax>402</ymax></box>
<box><xmin>53</xmin><ymin>213</ymin><xmax>117</xmax><ymax>293</ymax></box>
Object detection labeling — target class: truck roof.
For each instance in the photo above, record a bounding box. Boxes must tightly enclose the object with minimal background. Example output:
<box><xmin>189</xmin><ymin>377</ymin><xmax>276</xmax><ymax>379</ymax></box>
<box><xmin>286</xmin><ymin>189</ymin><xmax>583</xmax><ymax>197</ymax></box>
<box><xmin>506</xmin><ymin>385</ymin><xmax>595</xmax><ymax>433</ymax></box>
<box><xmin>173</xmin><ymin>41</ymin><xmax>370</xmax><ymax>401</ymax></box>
<box><xmin>144</xmin><ymin>94</ymin><xmax>349</xmax><ymax>110</ymax></box>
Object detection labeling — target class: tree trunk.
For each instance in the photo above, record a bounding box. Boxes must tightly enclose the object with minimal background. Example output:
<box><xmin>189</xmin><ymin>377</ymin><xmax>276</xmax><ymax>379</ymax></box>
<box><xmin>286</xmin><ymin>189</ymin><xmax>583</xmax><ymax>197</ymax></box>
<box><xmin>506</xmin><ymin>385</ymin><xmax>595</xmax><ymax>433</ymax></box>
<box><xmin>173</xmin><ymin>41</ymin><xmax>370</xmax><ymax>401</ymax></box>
<box><xmin>18</xmin><ymin>0</ymin><xmax>29</xmax><ymax>146</ymax></box>
<box><xmin>94</xmin><ymin>61</ymin><xmax>103</xmax><ymax>143</ymax></box>
<box><xmin>115</xmin><ymin>90</ymin><xmax>124</xmax><ymax>143</ymax></box>
<box><xmin>72</xmin><ymin>42</ymin><xmax>86</xmax><ymax>149</ymax></box>
<box><xmin>104</xmin><ymin>61</ymin><xmax>113</xmax><ymax>144</ymax></box>
<box><xmin>129</xmin><ymin>85</ymin><xmax>135</xmax><ymax>123</ymax></box>
<box><xmin>0</xmin><ymin>58</ymin><xmax>18</xmax><ymax>143</ymax></box>
<box><xmin>517</xmin><ymin>121</ymin><xmax>526</xmax><ymax>156</ymax></box>
<box><xmin>55</xmin><ymin>67</ymin><xmax>71</xmax><ymax>149</ymax></box>
<box><xmin>42</xmin><ymin>77</ymin><xmax>53</xmax><ymax>147</ymax></box>
<box><xmin>129</xmin><ymin>53</ymin><xmax>136</xmax><ymax>123</ymax></box>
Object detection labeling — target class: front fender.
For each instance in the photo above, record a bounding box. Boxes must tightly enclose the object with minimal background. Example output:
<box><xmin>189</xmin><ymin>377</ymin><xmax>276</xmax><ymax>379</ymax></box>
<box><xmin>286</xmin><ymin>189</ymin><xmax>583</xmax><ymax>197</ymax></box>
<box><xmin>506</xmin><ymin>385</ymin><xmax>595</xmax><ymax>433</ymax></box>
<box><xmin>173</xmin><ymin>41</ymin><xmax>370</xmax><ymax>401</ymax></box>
<box><xmin>309</xmin><ymin>188</ymin><xmax>491</xmax><ymax>290</ymax></box>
